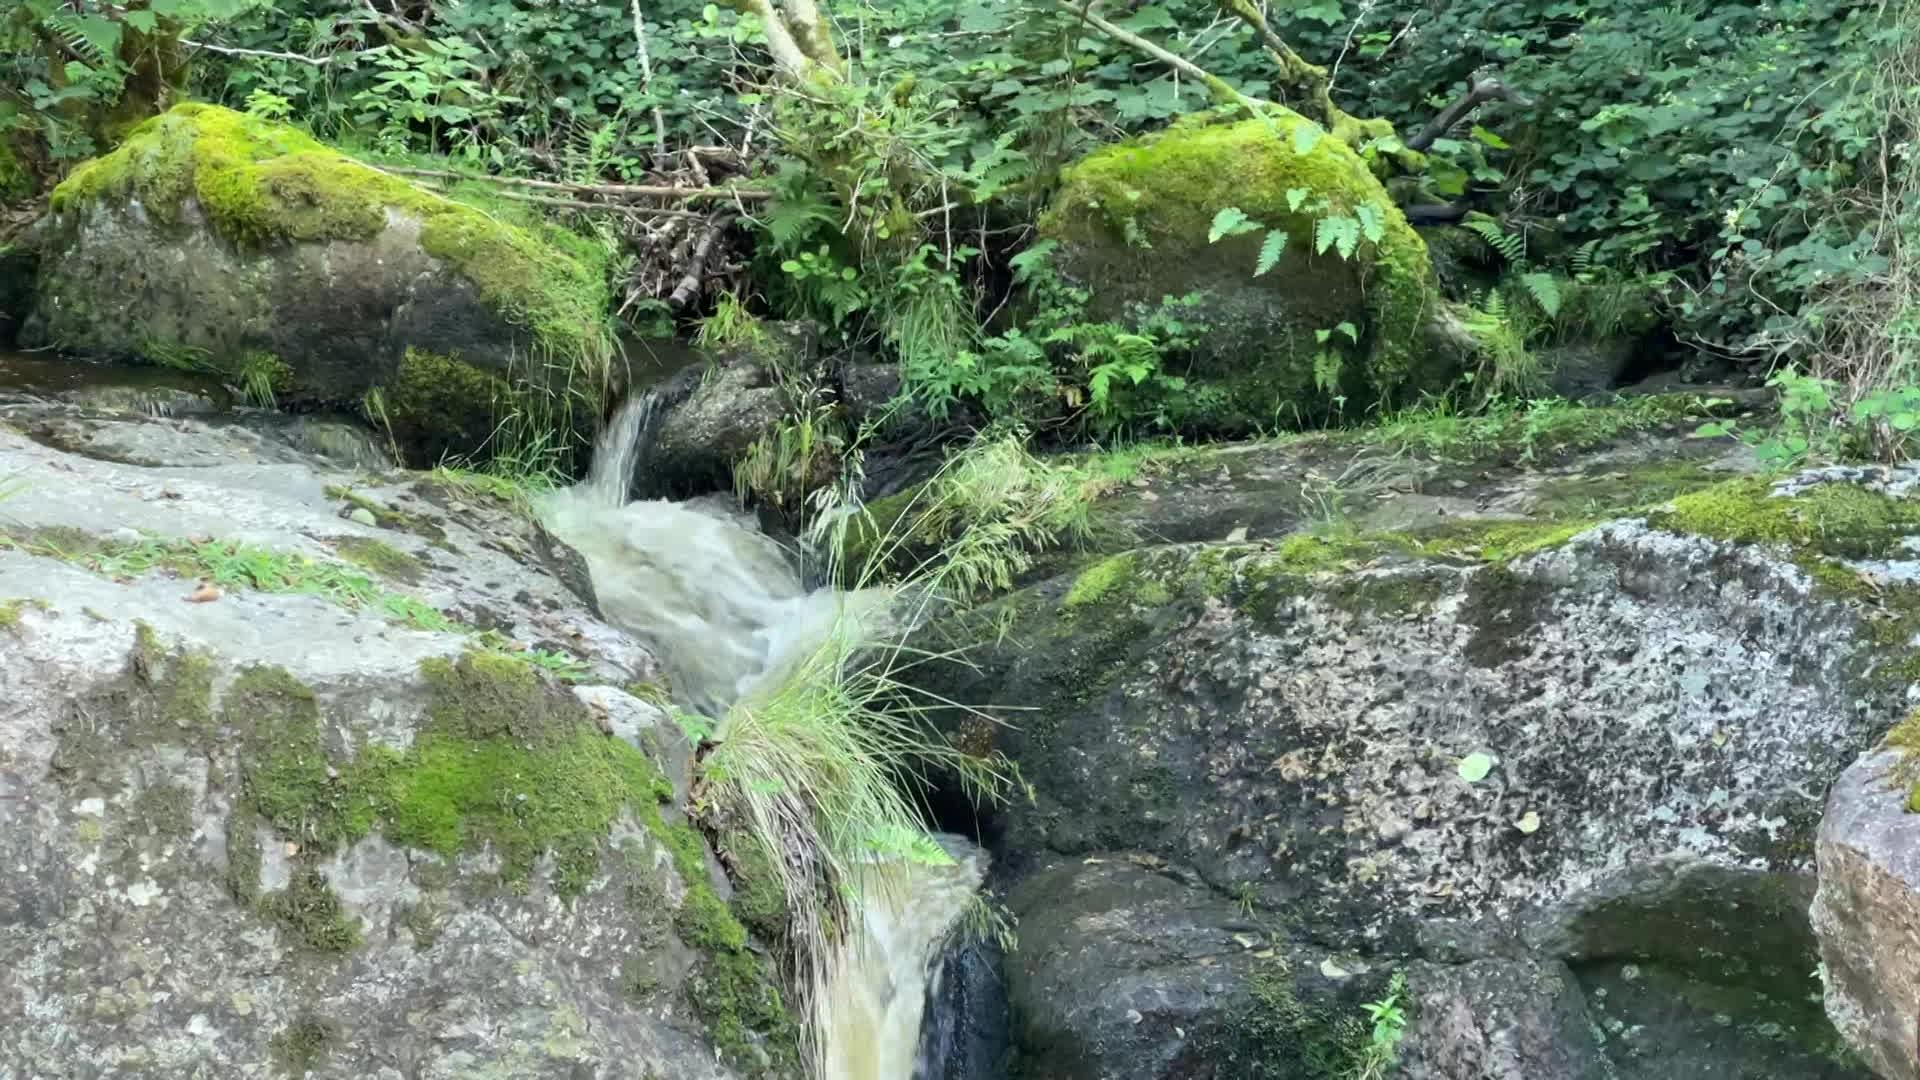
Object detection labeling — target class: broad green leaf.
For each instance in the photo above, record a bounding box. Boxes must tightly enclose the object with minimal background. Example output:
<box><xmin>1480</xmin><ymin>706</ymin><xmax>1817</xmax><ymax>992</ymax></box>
<box><xmin>1470</xmin><ymin>125</ymin><xmax>1511</xmax><ymax>150</ymax></box>
<box><xmin>1254</xmin><ymin>230</ymin><xmax>1288</xmax><ymax>276</ymax></box>
<box><xmin>1457</xmin><ymin>752</ymin><xmax>1494</xmax><ymax>783</ymax></box>
<box><xmin>1516</xmin><ymin>811</ymin><xmax>1541</xmax><ymax>834</ymax></box>
<box><xmin>1292</xmin><ymin>122</ymin><xmax>1324</xmax><ymax>157</ymax></box>
<box><xmin>1335</xmin><ymin>321</ymin><xmax>1359</xmax><ymax>343</ymax></box>
<box><xmin>123</xmin><ymin>9</ymin><xmax>159</xmax><ymax>33</ymax></box>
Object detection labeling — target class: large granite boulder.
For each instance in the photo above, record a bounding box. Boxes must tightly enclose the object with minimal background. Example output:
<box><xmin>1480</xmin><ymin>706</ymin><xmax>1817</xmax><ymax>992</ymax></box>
<box><xmin>929</xmin><ymin>441</ymin><xmax>1917</xmax><ymax>1077</ymax></box>
<box><xmin>0</xmin><ymin>387</ymin><xmax>796</xmax><ymax>1078</ymax></box>
<box><xmin>22</xmin><ymin>103</ymin><xmax>613</xmax><ymax>465</ymax></box>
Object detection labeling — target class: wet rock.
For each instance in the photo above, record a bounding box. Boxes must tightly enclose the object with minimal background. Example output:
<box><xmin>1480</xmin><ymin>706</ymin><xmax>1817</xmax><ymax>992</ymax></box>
<box><xmin>1003</xmin><ymin>856</ymin><xmax>1378</xmax><ymax>1080</ymax></box>
<box><xmin>1397</xmin><ymin>958</ymin><xmax>1610</xmax><ymax>1080</ymax></box>
<box><xmin>0</xmin><ymin>404</ymin><xmax>799</xmax><ymax>1077</ymax></box>
<box><xmin>644</xmin><ymin>322</ymin><xmax>814</xmax><ymax>498</ymax></box>
<box><xmin>1540</xmin><ymin>338</ymin><xmax>1637</xmax><ymax>400</ymax></box>
<box><xmin>917</xmin><ymin>936</ymin><xmax>1011</xmax><ymax>1080</ymax></box>
<box><xmin>0</xmin><ymin>243</ymin><xmax>36</xmax><ymax>347</ymax></box>
<box><xmin>1814</xmin><ymin>747</ymin><xmax>1920</xmax><ymax>1080</ymax></box>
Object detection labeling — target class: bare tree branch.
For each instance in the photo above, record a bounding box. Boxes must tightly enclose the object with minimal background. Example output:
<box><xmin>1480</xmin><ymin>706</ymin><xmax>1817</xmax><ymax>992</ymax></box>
<box><xmin>1405</xmin><ymin>77</ymin><xmax>1529</xmax><ymax>152</ymax></box>
<box><xmin>180</xmin><ymin>40</ymin><xmax>332</xmax><ymax>66</ymax></box>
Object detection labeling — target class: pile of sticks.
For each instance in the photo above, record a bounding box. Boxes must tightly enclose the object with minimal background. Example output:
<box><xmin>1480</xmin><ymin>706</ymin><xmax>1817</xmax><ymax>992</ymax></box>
<box><xmin>387</xmin><ymin>150</ymin><xmax>768</xmax><ymax>316</ymax></box>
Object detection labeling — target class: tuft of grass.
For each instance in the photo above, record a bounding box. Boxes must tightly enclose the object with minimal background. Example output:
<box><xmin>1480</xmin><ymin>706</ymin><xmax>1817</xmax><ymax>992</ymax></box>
<box><xmin>733</xmin><ymin>406</ymin><xmax>848</xmax><ymax>516</ymax></box>
<box><xmin>696</xmin><ymin>291</ymin><xmax>775</xmax><ymax>352</ymax></box>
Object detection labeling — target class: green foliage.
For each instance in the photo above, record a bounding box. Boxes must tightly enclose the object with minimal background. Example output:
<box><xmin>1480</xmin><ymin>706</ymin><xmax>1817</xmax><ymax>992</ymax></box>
<box><xmin>1348</xmin><ymin>972</ymin><xmax>1409</xmax><ymax>1080</ymax></box>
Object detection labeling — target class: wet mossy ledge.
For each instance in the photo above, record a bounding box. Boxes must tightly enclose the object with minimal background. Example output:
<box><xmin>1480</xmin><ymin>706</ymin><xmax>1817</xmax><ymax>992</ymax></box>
<box><xmin>48</xmin><ymin>103</ymin><xmax>611</xmax><ymax>370</ymax></box>
<box><xmin>52</xmin><ymin>628</ymin><xmax>799</xmax><ymax>1073</ymax></box>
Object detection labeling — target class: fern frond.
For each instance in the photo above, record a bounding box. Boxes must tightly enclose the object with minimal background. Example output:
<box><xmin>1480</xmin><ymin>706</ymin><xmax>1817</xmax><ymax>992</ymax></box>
<box><xmin>1254</xmin><ymin>230</ymin><xmax>1288</xmax><ymax>277</ymax></box>
<box><xmin>1464</xmin><ymin>219</ymin><xmax>1526</xmax><ymax>266</ymax></box>
<box><xmin>1519</xmin><ymin>272</ymin><xmax>1563</xmax><ymax>318</ymax></box>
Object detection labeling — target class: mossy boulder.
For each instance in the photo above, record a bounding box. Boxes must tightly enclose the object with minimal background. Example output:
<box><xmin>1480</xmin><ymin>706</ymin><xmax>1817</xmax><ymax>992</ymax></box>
<box><xmin>22</xmin><ymin>103</ymin><xmax>612</xmax><ymax>463</ymax></box>
<box><xmin>1039</xmin><ymin>111</ymin><xmax>1452</xmax><ymax>431</ymax></box>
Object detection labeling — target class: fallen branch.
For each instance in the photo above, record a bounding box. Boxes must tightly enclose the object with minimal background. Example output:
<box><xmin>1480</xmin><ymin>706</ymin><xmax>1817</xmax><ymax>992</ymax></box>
<box><xmin>380</xmin><ymin>165</ymin><xmax>772</xmax><ymax>203</ymax></box>
<box><xmin>406</xmin><ymin>182</ymin><xmax>708</xmax><ymax>218</ymax></box>
<box><xmin>1406</xmin><ymin>77</ymin><xmax>1530</xmax><ymax>153</ymax></box>
<box><xmin>668</xmin><ymin>215</ymin><xmax>736</xmax><ymax>310</ymax></box>
<box><xmin>180</xmin><ymin>40</ymin><xmax>333</xmax><ymax>66</ymax></box>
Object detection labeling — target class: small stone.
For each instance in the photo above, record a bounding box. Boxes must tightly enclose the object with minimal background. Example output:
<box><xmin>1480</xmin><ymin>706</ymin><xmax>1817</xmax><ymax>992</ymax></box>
<box><xmin>1126</xmin><ymin>1009</ymin><xmax>1143</xmax><ymax>1025</ymax></box>
<box><xmin>348</xmin><ymin>507</ymin><xmax>378</xmax><ymax>527</ymax></box>
<box><xmin>1225</xmin><ymin>526</ymin><xmax>1249</xmax><ymax>543</ymax></box>
<box><xmin>186</xmin><ymin>583</ymin><xmax>222</xmax><ymax>604</ymax></box>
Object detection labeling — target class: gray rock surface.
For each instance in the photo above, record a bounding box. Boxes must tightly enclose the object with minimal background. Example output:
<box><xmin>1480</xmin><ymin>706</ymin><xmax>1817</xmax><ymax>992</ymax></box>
<box><xmin>1814</xmin><ymin>748</ymin><xmax>1920</xmax><ymax>1080</ymax></box>
<box><xmin>929</xmin><ymin>442</ymin><xmax>1902</xmax><ymax>1079</ymax></box>
<box><xmin>0</xmin><ymin>391</ymin><xmax>784</xmax><ymax>1078</ymax></box>
<box><xmin>644</xmin><ymin>323</ymin><xmax>814</xmax><ymax>499</ymax></box>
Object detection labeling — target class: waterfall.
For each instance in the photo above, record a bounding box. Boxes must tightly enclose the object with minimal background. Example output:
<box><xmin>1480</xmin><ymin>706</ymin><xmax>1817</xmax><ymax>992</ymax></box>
<box><xmin>538</xmin><ymin>393</ymin><xmax>990</xmax><ymax>1078</ymax></box>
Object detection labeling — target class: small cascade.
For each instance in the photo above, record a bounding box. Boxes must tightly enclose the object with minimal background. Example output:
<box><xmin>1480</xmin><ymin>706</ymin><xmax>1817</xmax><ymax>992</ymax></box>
<box><xmin>817</xmin><ymin>837</ymin><xmax>989</xmax><ymax>1080</ymax></box>
<box><xmin>536</xmin><ymin>391</ymin><xmax>842</xmax><ymax>713</ymax></box>
<box><xmin>541</xmin><ymin>393</ymin><xmax>991</xmax><ymax>1079</ymax></box>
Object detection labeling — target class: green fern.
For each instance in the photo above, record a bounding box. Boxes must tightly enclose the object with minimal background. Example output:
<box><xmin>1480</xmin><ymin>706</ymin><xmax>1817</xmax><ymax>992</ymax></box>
<box><xmin>1465</xmin><ymin>218</ymin><xmax>1526</xmax><ymax>266</ymax></box>
<box><xmin>1518</xmin><ymin>272</ymin><xmax>1564</xmax><ymax>318</ymax></box>
<box><xmin>1254</xmin><ymin>230</ymin><xmax>1288</xmax><ymax>277</ymax></box>
<box><xmin>43</xmin><ymin>12</ymin><xmax>120</xmax><ymax>65</ymax></box>
<box><xmin>1570</xmin><ymin>239</ymin><xmax>1603</xmax><ymax>281</ymax></box>
<box><xmin>1316</xmin><ymin>216</ymin><xmax>1362</xmax><ymax>260</ymax></box>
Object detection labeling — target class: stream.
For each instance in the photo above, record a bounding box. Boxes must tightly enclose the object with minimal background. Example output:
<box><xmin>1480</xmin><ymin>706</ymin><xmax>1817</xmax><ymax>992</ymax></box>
<box><xmin>538</xmin><ymin>393</ymin><xmax>989</xmax><ymax>1080</ymax></box>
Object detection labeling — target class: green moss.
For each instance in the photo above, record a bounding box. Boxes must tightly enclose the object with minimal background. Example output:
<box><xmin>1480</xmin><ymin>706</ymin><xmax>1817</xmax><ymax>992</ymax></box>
<box><xmin>651</xmin><ymin>818</ymin><xmax>799</xmax><ymax>1074</ymax></box>
<box><xmin>1063</xmin><ymin>552</ymin><xmax>1173</xmax><ymax>611</ymax></box>
<box><xmin>1412</xmin><ymin>518</ymin><xmax>1601</xmax><ymax>564</ymax></box>
<box><xmin>1209</xmin><ymin>958</ymin><xmax>1378</xmax><ymax>1079</ymax></box>
<box><xmin>377</xmin><ymin>348</ymin><xmax>515</xmax><ymax>468</ymax></box>
<box><xmin>226</xmin><ymin>805</ymin><xmax>263</xmax><ymax>906</ymax></box>
<box><xmin>726</xmin><ymin>837</ymin><xmax>790</xmax><ymax>941</ymax></box>
<box><xmin>129</xmin><ymin>782</ymin><xmax>196</xmax><ymax>842</ymax></box>
<box><xmin>226</xmin><ymin>652</ymin><xmax>674</xmax><ymax>899</ymax></box>
<box><xmin>51</xmin><ymin>104</ymin><xmax>611</xmax><ymax>368</ymax></box>
<box><xmin>269</xmin><ymin>1015</ymin><xmax>342</xmax><ymax>1076</ymax></box>
<box><xmin>0</xmin><ymin>596</ymin><xmax>47</xmax><ymax>631</ymax></box>
<box><xmin>260</xmin><ymin>865</ymin><xmax>362</xmax><ymax>954</ymax></box>
<box><xmin>1650</xmin><ymin>477</ymin><xmax>1920</xmax><ymax>561</ymax></box>
<box><xmin>332</xmin><ymin>536</ymin><xmax>423</xmax><ymax>584</ymax></box>
<box><xmin>0</xmin><ymin>139</ymin><xmax>29</xmax><ymax>201</ymax></box>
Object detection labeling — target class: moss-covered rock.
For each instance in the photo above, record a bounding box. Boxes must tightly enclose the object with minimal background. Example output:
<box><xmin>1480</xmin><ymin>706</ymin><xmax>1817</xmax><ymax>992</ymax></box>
<box><xmin>24</xmin><ymin>104</ymin><xmax>612</xmax><ymax>464</ymax></box>
<box><xmin>1040</xmin><ymin>110</ymin><xmax>1450</xmax><ymax>432</ymax></box>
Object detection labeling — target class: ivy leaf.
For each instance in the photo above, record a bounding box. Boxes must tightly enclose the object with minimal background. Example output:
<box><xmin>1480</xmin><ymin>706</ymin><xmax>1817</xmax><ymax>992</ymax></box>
<box><xmin>123</xmin><ymin>9</ymin><xmax>159</xmax><ymax>33</ymax></box>
<box><xmin>1208</xmin><ymin>207</ymin><xmax>1259</xmax><ymax>243</ymax></box>
<box><xmin>1254</xmin><ymin>230</ymin><xmax>1288</xmax><ymax>277</ymax></box>
<box><xmin>1292</xmin><ymin>122</ymin><xmax>1324</xmax><ymax>157</ymax></box>
<box><xmin>1457</xmin><ymin>752</ymin><xmax>1494</xmax><ymax>783</ymax></box>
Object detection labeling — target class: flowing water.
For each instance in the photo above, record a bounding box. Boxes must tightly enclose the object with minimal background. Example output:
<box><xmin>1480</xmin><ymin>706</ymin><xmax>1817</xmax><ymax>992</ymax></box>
<box><xmin>537</xmin><ymin>393</ymin><xmax>989</xmax><ymax>1079</ymax></box>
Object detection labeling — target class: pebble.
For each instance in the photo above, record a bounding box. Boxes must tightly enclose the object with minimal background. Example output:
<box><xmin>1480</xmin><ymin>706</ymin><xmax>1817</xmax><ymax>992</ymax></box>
<box><xmin>348</xmin><ymin>508</ymin><xmax>378</xmax><ymax>527</ymax></box>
